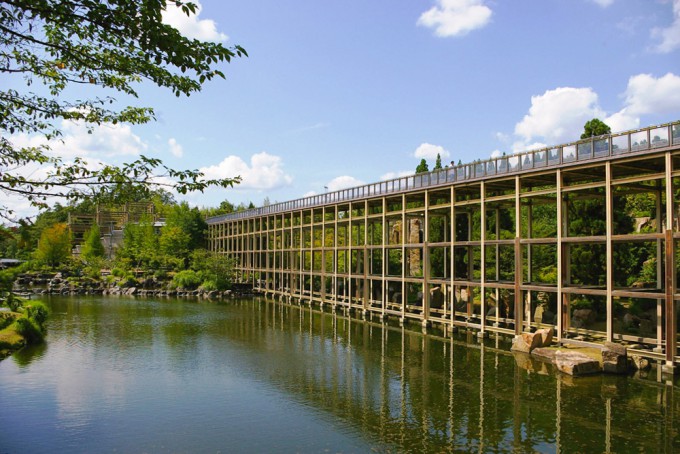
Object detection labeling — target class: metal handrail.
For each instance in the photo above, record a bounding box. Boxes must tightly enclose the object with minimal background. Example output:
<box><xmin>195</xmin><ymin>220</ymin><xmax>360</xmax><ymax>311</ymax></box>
<box><xmin>207</xmin><ymin>121</ymin><xmax>680</xmax><ymax>224</ymax></box>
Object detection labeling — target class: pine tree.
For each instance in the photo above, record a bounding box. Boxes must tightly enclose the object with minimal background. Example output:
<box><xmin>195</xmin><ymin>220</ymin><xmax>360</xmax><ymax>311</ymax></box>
<box><xmin>81</xmin><ymin>224</ymin><xmax>105</xmax><ymax>263</ymax></box>
<box><xmin>415</xmin><ymin>158</ymin><xmax>429</xmax><ymax>174</ymax></box>
<box><xmin>433</xmin><ymin>153</ymin><xmax>443</xmax><ymax>170</ymax></box>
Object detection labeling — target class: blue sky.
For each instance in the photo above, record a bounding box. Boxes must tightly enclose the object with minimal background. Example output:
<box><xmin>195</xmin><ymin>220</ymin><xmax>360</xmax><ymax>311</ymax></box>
<box><xmin>8</xmin><ymin>0</ymin><xmax>680</xmax><ymax>216</ymax></box>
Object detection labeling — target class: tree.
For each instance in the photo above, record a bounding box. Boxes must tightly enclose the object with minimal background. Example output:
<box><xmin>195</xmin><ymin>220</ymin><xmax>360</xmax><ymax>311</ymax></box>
<box><xmin>80</xmin><ymin>223</ymin><xmax>105</xmax><ymax>263</ymax></box>
<box><xmin>1</xmin><ymin>1</ymin><xmax>246</xmax><ymax>220</ymax></box>
<box><xmin>415</xmin><ymin>158</ymin><xmax>429</xmax><ymax>174</ymax></box>
<box><xmin>433</xmin><ymin>153</ymin><xmax>443</xmax><ymax>170</ymax></box>
<box><xmin>159</xmin><ymin>225</ymin><xmax>191</xmax><ymax>259</ymax></box>
<box><xmin>35</xmin><ymin>223</ymin><xmax>71</xmax><ymax>267</ymax></box>
<box><xmin>581</xmin><ymin>118</ymin><xmax>612</xmax><ymax>139</ymax></box>
<box><xmin>118</xmin><ymin>216</ymin><xmax>157</xmax><ymax>268</ymax></box>
<box><xmin>164</xmin><ymin>202</ymin><xmax>206</xmax><ymax>250</ymax></box>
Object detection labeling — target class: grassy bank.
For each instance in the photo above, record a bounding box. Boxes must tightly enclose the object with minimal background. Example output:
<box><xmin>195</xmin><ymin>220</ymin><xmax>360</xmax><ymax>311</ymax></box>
<box><xmin>0</xmin><ymin>301</ymin><xmax>49</xmax><ymax>361</ymax></box>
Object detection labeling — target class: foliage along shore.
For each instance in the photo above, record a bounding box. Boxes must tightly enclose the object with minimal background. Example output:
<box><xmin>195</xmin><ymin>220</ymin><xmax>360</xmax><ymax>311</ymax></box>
<box><xmin>12</xmin><ymin>271</ymin><xmax>256</xmax><ymax>299</ymax></box>
<box><xmin>0</xmin><ymin>298</ymin><xmax>49</xmax><ymax>361</ymax></box>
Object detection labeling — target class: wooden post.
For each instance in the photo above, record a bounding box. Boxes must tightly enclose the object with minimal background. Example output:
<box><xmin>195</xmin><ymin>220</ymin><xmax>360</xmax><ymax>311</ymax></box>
<box><xmin>514</xmin><ymin>176</ymin><xmax>523</xmax><ymax>334</ymax></box>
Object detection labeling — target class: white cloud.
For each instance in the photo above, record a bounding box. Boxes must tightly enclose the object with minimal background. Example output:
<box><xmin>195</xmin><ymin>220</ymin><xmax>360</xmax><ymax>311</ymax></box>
<box><xmin>514</xmin><ymin>87</ymin><xmax>606</xmax><ymax>144</ymax></box>
<box><xmin>591</xmin><ymin>0</ymin><xmax>614</xmax><ymax>7</ymax></box>
<box><xmin>162</xmin><ymin>0</ymin><xmax>228</xmax><ymax>42</ymax></box>
<box><xmin>326</xmin><ymin>175</ymin><xmax>365</xmax><ymax>192</ymax></box>
<box><xmin>168</xmin><ymin>138</ymin><xmax>184</xmax><ymax>158</ymax></box>
<box><xmin>605</xmin><ymin>72</ymin><xmax>680</xmax><ymax>131</ymax></box>
<box><xmin>417</xmin><ymin>0</ymin><xmax>492</xmax><ymax>37</ymax></box>
<box><xmin>490</xmin><ymin>150</ymin><xmax>502</xmax><ymax>158</ymax></box>
<box><xmin>622</xmin><ymin>72</ymin><xmax>680</xmax><ymax>115</ymax></box>
<box><xmin>512</xmin><ymin>141</ymin><xmax>548</xmax><ymax>154</ymax></box>
<box><xmin>414</xmin><ymin>142</ymin><xmax>450</xmax><ymax>160</ymax></box>
<box><xmin>200</xmin><ymin>152</ymin><xmax>293</xmax><ymax>190</ymax></box>
<box><xmin>651</xmin><ymin>0</ymin><xmax>680</xmax><ymax>53</ymax></box>
<box><xmin>511</xmin><ymin>72</ymin><xmax>680</xmax><ymax>151</ymax></box>
<box><xmin>380</xmin><ymin>170</ymin><xmax>413</xmax><ymax>180</ymax></box>
<box><xmin>303</xmin><ymin>190</ymin><xmax>318</xmax><ymax>197</ymax></box>
<box><xmin>10</xmin><ymin>118</ymin><xmax>147</xmax><ymax>161</ymax></box>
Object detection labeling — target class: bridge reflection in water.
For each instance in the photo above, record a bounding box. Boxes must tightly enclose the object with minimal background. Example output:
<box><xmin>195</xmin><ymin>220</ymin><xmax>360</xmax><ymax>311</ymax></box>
<box><xmin>223</xmin><ymin>298</ymin><xmax>677</xmax><ymax>453</ymax></box>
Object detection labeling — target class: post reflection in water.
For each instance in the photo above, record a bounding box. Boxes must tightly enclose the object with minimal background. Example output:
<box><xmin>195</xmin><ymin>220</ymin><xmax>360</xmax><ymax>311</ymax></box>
<box><xmin>0</xmin><ymin>296</ymin><xmax>677</xmax><ymax>453</ymax></box>
<box><xmin>245</xmin><ymin>298</ymin><xmax>677</xmax><ymax>453</ymax></box>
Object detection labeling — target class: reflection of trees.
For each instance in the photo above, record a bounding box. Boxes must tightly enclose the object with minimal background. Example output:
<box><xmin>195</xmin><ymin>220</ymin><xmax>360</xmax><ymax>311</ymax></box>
<box><xmin>213</xmin><ymin>300</ymin><xmax>676</xmax><ymax>452</ymax></box>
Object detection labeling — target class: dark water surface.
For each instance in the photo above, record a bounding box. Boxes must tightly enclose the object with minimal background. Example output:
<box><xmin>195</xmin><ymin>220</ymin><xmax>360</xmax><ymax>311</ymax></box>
<box><xmin>0</xmin><ymin>296</ymin><xmax>678</xmax><ymax>453</ymax></box>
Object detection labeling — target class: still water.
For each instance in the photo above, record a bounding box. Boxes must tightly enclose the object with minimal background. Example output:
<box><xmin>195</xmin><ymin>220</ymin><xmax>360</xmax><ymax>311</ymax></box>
<box><xmin>0</xmin><ymin>296</ymin><xmax>678</xmax><ymax>453</ymax></box>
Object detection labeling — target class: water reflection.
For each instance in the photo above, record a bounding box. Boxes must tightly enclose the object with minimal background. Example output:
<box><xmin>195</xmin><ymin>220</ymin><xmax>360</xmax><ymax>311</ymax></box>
<box><xmin>225</xmin><ymin>299</ymin><xmax>678</xmax><ymax>453</ymax></box>
<box><xmin>0</xmin><ymin>296</ymin><xmax>677</xmax><ymax>453</ymax></box>
<box><xmin>11</xmin><ymin>341</ymin><xmax>47</xmax><ymax>368</ymax></box>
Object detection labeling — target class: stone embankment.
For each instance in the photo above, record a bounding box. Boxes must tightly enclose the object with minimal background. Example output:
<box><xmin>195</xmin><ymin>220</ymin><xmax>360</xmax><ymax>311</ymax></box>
<box><xmin>512</xmin><ymin>329</ymin><xmax>651</xmax><ymax>377</ymax></box>
<box><xmin>12</xmin><ymin>273</ymin><xmax>256</xmax><ymax>300</ymax></box>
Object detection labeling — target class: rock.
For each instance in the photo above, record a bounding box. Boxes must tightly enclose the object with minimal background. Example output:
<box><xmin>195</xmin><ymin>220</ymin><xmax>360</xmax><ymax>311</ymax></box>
<box><xmin>513</xmin><ymin>352</ymin><xmax>550</xmax><ymax>375</ymax></box>
<box><xmin>544</xmin><ymin>309</ymin><xmax>556</xmax><ymax>325</ymax></box>
<box><xmin>602</xmin><ymin>342</ymin><xmax>628</xmax><ymax>374</ymax></box>
<box><xmin>126</xmin><ymin>287</ymin><xmax>137</xmax><ymax>295</ymax></box>
<box><xmin>573</xmin><ymin>308</ymin><xmax>596</xmax><ymax>325</ymax></box>
<box><xmin>629</xmin><ymin>354</ymin><xmax>651</xmax><ymax>371</ymax></box>
<box><xmin>511</xmin><ymin>332</ymin><xmax>543</xmax><ymax>353</ymax></box>
<box><xmin>570</xmin><ymin>317</ymin><xmax>585</xmax><ymax>329</ymax></box>
<box><xmin>623</xmin><ymin>313</ymin><xmax>638</xmax><ymax>329</ymax></box>
<box><xmin>535</xmin><ymin>328</ymin><xmax>553</xmax><ymax>346</ymax></box>
<box><xmin>534</xmin><ymin>305</ymin><xmax>544</xmax><ymax>324</ymax></box>
<box><xmin>555</xmin><ymin>351</ymin><xmax>601</xmax><ymax>376</ymax></box>
<box><xmin>532</xmin><ymin>347</ymin><xmax>558</xmax><ymax>362</ymax></box>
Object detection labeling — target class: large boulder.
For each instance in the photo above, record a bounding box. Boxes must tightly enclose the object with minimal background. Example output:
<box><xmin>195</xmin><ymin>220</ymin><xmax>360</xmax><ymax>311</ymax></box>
<box><xmin>512</xmin><ymin>328</ymin><xmax>554</xmax><ymax>354</ymax></box>
<box><xmin>536</xmin><ymin>328</ymin><xmax>553</xmax><ymax>346</ymax></box>
<box><xmin>555</xmin><ymin>351</ymin><xmax>601</xmax><ymax>376</ymax></box>
<box><xmin>629</xmin><ymin>354</ymin><xmax>651</xmax><ymax>371</ymax></box>
<box><xmin>531</xmin><ymin>347</ymin><xmax>558</xmax><ymax>362</ymax></box>
<box><xmin>511</xmin><ymin>332</ymin><xmax>543</xmax><ymax>353</ymax></box>
<box><xmin>602</xmin><ymin>342</ymin><xmax>628</xmax><ymax>374</ymax></box>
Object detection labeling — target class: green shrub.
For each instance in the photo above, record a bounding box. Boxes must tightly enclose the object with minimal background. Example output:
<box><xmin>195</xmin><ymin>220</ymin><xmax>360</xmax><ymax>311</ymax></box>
<box><xmin>6</xmin><ymin>293</ymin><xmax>22</xmax><ymax>312</ymax></box>
<box><xmin>111</xmin><ymin>267</ymin><xmax>126</xmax><ymax>278</ymax></box>
<box><xmin>172</xmin><ymin>270</ymin><xmax>202</xmax><ymax>290</ymax></box>
<box><xmin>24</xmin><ymin>301</ymin><xmax>49</xmax><ymax>331</ymax></box>
<box><xmin>199</xmin><ymin>279</ymin><xmax>218</xmax><ymax>292</ymax></box>
<box><xmin>14</xmin><ymin>317</ymin><xmax>44</xmax><ymax>344</ymax></box>
<box><xmin>117</xmin><ymin>274</ymin><xmax>138</xmax><ymax>287</ymax></box>
<box><xmin>0</xmin><ymin>312</ymin><xmax>17</xmax><ymax>330</ymax></box>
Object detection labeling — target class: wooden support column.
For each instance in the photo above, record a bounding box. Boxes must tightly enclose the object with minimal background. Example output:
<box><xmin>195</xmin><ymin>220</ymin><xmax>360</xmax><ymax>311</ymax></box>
<box><xmin>363</xmin><ymin>202</ymin><xmax>369</xmax><ymax>309</ymax></box>
<box><xmin>450</xmin><ymin>186</ymin><xmax>456</xmax><ymax>329</ymax></box>
<box><xmin>665</xmin><ymin>228</ymin><xmax>676</xmax><ymax>363</ymax></box>
<box><xmin>657</xmin><ymin>184</ymin><xmax>665</xmax><ymax>350</ymax></box>
<box><xmin>401</xmin><ymin>194</ymin><xmax>406</xmax><ymax>319</ymax></box>
<box><xmin>480</xmin><ymin>181</ymin><xmax>486</xmax><ymax>332</ymax></box>
<box><xmin>423</xmin><ymin>191</ymin><xmax>430</xmax><ymax>325</ymax></box>
<box><xmin>527</xmin><ymin>202</ymin><xmax>533</xmax><ymax>327</ymax></box>
<box><xmin>514</xmin><ymin>175</ymin><xmax>523</xmax><ymax>334</ymax></box>
<box><xmin>321</xmin><ymin>209</ymin><xmax>326</xmax><ymax>302</ymax></box>
<box><xmin>665</xmin><ymin>152</ymin><xmax>677</xmax><ymax>365</ymax></box>
<box><xmin>606</xmin><ymin>161</ymin><xmax>613</xmax><ymax>342</ymax></box>
<box><xmin>381</xmin><ymin>197</ymin><xmax>387</xmax><ymax>316</ymax></box>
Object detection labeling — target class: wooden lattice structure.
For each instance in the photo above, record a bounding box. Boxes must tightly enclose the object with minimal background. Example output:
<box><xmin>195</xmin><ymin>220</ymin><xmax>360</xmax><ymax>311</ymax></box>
<box><xmin>208</xmin><ymin>121</ymin><xmax>680</xmax><ymax>369</ymax></box>
<box><xmin>68</xmin><ymin>202</ymin><xmax>156</xmax><ymax>244</ymax></box>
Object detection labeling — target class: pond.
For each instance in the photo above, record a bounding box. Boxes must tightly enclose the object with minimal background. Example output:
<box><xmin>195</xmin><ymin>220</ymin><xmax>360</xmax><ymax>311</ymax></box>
<box><xmin>0</xmin><ymin>296</ymin><xmax>678</xmax><ymax>453</ymax></box>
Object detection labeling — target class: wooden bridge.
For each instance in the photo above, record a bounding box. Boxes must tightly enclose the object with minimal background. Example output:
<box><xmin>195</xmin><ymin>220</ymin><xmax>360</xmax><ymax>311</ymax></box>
<box><xmin>208</xmin><ymin>121</ymin><xmax>680</xmax><ymax>370</ymax></box>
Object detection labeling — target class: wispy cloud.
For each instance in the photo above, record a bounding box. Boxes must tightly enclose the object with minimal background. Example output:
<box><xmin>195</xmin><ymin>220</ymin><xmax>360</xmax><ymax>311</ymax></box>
<box><xmin>651</xmin><ymin>0</ymin><xmax>680</xmax><ymax>53</ymax></box>
<box><xmin>287</xmin><ymin>122</ymin><xmax>330</xmax><ymax>134</ymax></box>
<box><xmin>200</xmin><ymin>152</ymin><xmax>293</xmax><ymax>190</ymax></box>
<box><xmin>162</xmin><ymin>0</ymin><xmax>228</xmax><ymax>42</ymax></box>
<box><xmin>417</xmin><ymin>0</ymin><xmax>492</xmax><ymax>37</ymax></box>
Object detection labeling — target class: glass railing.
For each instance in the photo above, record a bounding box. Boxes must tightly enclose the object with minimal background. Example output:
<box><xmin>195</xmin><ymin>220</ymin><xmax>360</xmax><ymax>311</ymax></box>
<box><xmin>207</xmin><ymin>121</ymin><xmax>680</xmax><ymax>223</ymax></box>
